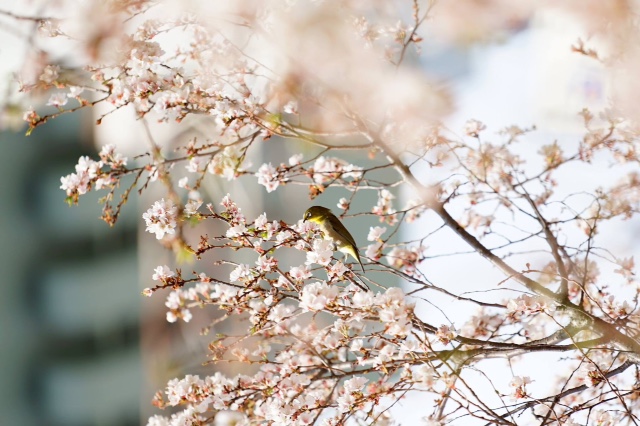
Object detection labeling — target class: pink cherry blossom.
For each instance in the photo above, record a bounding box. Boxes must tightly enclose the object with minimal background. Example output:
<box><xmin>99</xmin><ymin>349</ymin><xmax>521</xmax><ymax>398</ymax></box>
<box><xmin>143</xmin><ymin>199</ymin><xmax>178</xmax><ymax>240</ymax></box>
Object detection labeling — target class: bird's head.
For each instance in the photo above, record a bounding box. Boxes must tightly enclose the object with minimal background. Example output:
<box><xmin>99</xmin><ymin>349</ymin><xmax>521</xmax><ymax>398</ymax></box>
<box><xmin>303</xmin><ymin>205</ymin><xmax>331</xmax><ymax>223</ymax></box>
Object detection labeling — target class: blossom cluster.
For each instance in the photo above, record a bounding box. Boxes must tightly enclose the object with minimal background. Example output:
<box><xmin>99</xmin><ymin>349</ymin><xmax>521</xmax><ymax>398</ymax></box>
<box><xmin>185</xmin><ymin>144</ymin><xmax>250</xmax><ymax>182</ymax></box>
<box><xmin>145</xmin><ymin>280</ymin><xmax>422</xmax><ymax>425</ymax></box>
<box><xmin>135</xmin><ymin>194</ymin><xmax>444</xmax><ymax>424</ymax></box>
<box><xmin>142</xmin><ymin>199</ymin><xmax>178</xmax><ymax>240</ymax></box>
<box><xmin>372</xmin><ymin>189</ymin><xmax>397</xmax><ymax>223</ymax></box>
<box><xmin>59</xmin><ymin>144</ymin><xmax>128</xmax><ymax>203</ymax></box>
<box><xmin>254</xmin><ymin>155</ymin><xmax>364</xmax><ymax>194</ymax></box>
<box><xmin>506</xmin><ymin>294</ymin><xmax>555</xmax><ymax>318</ymax></box>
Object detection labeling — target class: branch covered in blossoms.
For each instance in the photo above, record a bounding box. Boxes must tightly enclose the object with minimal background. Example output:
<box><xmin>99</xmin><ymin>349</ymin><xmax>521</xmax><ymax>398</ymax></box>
<box><xmin>7</xmin><ymin>1</ymin><xmax>640</xmax><ymax>425</ymax></box>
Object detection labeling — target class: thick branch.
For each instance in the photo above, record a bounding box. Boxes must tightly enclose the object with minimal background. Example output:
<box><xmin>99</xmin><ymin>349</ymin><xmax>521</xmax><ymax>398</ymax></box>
<box><xmin>369</xmin><ymin>134</ymin><xmax>640</xmax><ymax>359</ymax></box>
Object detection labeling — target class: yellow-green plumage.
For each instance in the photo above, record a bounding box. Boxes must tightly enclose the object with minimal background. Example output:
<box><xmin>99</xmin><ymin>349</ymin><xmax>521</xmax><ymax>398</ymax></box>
<box><xmin>303</xmin><ymin>206</ymin><xmax>363</xmax><ymax>272</ymax></box>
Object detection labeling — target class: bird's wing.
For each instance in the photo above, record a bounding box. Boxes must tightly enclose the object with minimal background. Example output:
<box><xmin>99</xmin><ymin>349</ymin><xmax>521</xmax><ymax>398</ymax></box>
<box><xmin>327</xmin><ymin>215</ymin><xmax>358</xmax><ymax>249</ymax></box>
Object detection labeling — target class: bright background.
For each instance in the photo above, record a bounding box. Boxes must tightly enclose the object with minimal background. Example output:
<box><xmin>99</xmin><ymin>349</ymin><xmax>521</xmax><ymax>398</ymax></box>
<box><xmin>0</xmin><ymin>3</ymin><xmax>637</xmax><ymax>426</ymax></box>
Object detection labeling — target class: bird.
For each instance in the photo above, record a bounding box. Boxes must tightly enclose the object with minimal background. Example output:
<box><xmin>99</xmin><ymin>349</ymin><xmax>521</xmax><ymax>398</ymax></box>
<box><xmin>303</xmin><ymin>206</ymin><xmax>364</xmax><ymax>272</ymax></box>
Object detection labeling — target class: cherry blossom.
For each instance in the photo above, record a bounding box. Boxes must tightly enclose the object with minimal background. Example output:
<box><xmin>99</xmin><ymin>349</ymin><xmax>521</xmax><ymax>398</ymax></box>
<box><xmin>327</xmin><ymin>261</ymin><xmax>349</xmax><ymax>281</ymax></box>
<box><xmin>367</xmin><ymin>226</ymin><xmax>387</xmax><ymax>241</ymax></box>
<box><xmin>463</xmin><ymin>119</ymin><xmax>486</xmax><ymax>137</ymax></box>
<box><xmin>99</xmin><ymin>144</ymin><xmax>128</xmax><ymax>168</ymax></box>
<box><xmin>184</xmin><ymin>197</ymin><xmax>202</xmax><ymax>217</ymax></box>
<box><xmin>46</xmin><ymin>92</ymin><xmax>68</xmax><ymax>107</ymax></box>
<box><xmin>289</xmin><ymin>265</ymin><xmax>312</xmax><ymax>283</ymax></box>
<box><xmin>435</xmin><ymin>324</ymin><xmax>457</xmax><ymax>345</ymax></box>
<box><xmin>299</xmin><ymin>281</ymin><xmax>339</xmax><ymax>312</ymax></box>
<box><xmin>312</xmin><ymin>156</ymin><xmax>362</xmax><ymax>184</ymax></box>
<box><xmin>152</xmin><ymin>265</ymin><xmax>174</xmax><ymax>281</ymax></box>
<box><xmin>225</xmin><ymin>223</ymin><xmax>247</xmax><ymax>239</ymax></box>
<box><xmin>256</xmin><ymin>163</ymin><xmax>280</xmax><ymax>192</ymax></box>
<box><xmin>165</xmin><ymin>290</ymin><xmax>192</xmax><ymax>323</ymax></box>
<box><xmin>256</xmin><ymin>256</ymin><xmax>278</xmax><ymax>273</ymax></box>
<box><xmin>305</xmin><ymin>239</ymin><xmax>334</xmax><ymax>267</ymax></box>
<box><xmin>412</xmin><ymin>365</ymin><xmax>436</xmax><ymax>389</ymax></box>
<box><xmin>337</xmin><ymin>376</ymin><xmax>368</xmax><ymax>413</ymax></box>
<box><xmin>60</xmin><ymin>156</ymin><xmax>103</xmax><ymax>198</ymax></box>
<box><xmin>39</xmin><ymin>65</ymin><xmax>59</xmax><ymax>84</ymax></box>
<box><xmin>372</xmin><ymin>189</ymin><xmax>396</xmax><ymax>222</ymax></box>
<box><xmin>506</xmin><ymin>294</ymin><xmax>555</xmax><ymax>318</ymax></box>
<box><xmin>143</xmin><ymin>199</ymin><xmax>178</xmax><ymax>240</ymax></box>
<box><xmin>229</xmin><ymin>264</ymin><xmax>252</xmax><ymax>284</ymax></box>
<box><xmin>509</xmin><ymin>376</ymin><xmax>532</xmax><ymax>399</ymax></box>
<box><xmin>208</xmin><ymin>145</ymin><xmax>247</xmax><ymax>181</ymax></box>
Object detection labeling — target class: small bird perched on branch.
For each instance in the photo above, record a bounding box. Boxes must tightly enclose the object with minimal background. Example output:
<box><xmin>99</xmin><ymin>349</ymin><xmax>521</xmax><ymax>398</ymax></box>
<box><xmin>303</xmin><ymin>205</ymin><xmax>364</xmax><ymax>272</ymax></box>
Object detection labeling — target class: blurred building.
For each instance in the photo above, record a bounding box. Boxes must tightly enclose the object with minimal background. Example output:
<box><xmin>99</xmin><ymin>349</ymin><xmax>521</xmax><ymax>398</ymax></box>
<box><xmin>0</xmin><ymin>113</ymin><xmax>140</xmax><ymax>426</ymax></box>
